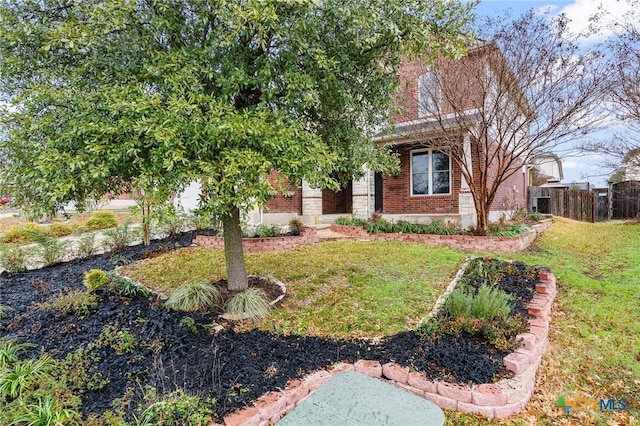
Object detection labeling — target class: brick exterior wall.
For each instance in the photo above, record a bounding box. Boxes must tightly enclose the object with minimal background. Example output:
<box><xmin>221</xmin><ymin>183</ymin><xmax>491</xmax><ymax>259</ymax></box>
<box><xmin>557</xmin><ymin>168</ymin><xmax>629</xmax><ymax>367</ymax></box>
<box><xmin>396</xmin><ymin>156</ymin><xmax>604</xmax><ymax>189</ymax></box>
<box><xmin>381</xmin><ymin>145</ymin><xmax>461</xmax><ymax>215</ymax></box>
<box><xmin>488</xmin><ymin>158</ymin><xmax>527</xmax><ymax>212</ymax></box>
<box><xmin>265</xmin><ymin>171</ymin><xmax>302</xmax><ymax>214</ymax></box>
<box><xmin>322</xmin><ymin>182</ymin><xmax>353</xmax><ymax>215</ymax></box>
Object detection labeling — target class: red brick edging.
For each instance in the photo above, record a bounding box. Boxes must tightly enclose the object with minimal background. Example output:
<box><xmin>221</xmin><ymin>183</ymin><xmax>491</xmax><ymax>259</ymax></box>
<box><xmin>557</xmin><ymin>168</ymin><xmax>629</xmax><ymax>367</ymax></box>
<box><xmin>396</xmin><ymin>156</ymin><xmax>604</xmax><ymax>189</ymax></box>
<box><xmin>219</xmin><ymin>271</ymin><xmax>557</xmax><ymax>424</ymax></box>
<box><xmin>194</xmin><ymin>227</ymin><xmax>319</xmax><ymax>253</ymax></box>
<box><xmin>330</xmin><ymin>219</ymin><xmax>553</xmax><ymax>253</ymax></box>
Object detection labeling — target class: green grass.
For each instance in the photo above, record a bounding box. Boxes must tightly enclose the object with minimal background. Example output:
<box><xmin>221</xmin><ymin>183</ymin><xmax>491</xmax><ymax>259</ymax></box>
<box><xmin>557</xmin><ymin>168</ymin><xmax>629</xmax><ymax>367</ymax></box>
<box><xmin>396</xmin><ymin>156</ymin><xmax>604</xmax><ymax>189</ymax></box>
<box><xmin>123</xmin><ymin>240</ymin><xmax>464</xmax><ymax>338</ymax></box>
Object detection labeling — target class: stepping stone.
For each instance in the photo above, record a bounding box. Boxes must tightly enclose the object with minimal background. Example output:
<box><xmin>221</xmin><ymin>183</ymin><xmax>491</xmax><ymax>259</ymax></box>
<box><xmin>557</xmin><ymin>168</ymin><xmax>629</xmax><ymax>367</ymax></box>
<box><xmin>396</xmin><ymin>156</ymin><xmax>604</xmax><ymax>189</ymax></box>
<box><xmin>277</xmin><ymin>371</ymin><xmax>445</xmax><ymax>425</ymax></box>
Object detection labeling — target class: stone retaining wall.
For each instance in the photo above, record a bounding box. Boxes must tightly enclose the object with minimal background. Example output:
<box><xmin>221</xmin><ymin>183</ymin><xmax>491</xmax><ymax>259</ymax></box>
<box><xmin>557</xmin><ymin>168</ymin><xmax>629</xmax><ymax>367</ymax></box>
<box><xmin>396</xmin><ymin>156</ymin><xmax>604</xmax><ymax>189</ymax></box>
<box><xmin>219</xmin><ymin>271</ymin><xmax>557</xmax><ymax>425</ymax></box>
<box><xmin>330</xmin><ymin>219</ymin><xmax>552</xmax><ymax>253</ymax></box>
<box><xmin>194</xmin><ymin>227</ymin><xmax>319</xmax><ymax>253</ymax></box>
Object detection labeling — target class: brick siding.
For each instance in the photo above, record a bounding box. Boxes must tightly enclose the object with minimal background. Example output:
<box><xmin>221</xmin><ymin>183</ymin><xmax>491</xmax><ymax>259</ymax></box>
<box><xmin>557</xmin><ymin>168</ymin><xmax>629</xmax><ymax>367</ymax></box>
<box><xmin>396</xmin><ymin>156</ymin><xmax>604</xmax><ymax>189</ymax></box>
<box><xmin>265</xmin><ymin>171</ymin><xmax>302</xmax><ymax>214</ymax></box>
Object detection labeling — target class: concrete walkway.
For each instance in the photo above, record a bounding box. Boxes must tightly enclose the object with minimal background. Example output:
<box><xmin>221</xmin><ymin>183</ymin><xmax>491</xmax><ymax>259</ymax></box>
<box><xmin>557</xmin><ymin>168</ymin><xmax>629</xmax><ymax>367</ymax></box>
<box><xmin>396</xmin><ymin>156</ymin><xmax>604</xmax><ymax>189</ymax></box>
<box><xmin>277</xmin><ymin>371</ymin><xmax>445</xmax><ymax>426</ymax></box>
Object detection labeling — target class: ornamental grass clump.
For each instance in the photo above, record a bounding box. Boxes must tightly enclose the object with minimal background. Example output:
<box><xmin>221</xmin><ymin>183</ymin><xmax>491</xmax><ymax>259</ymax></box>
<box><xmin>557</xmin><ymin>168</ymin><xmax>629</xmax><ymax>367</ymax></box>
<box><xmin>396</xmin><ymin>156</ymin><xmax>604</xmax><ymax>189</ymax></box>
<box><xmin>445</xmin><ymin>283</ymin><xmax>513</xmax><ymax>322</ymax></box>
<box><xmin>225</xmin><ymin>287</ymin><xmax>271</xmax><ymax>320</ymax></box>
<box><xmin>165</xmin><ymin>283</ymin><xmax>221</xmax><ymax>312</ymax></box>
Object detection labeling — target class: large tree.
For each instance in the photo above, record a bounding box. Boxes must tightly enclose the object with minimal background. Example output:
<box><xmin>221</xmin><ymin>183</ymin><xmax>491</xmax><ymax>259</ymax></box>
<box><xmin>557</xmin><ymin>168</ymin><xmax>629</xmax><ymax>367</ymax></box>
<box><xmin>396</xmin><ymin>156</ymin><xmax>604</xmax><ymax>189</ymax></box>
<box><xmin>581</xmin><ymin>3</ymin><xmax>640</xmax><ymax>176</ymax></box>
<box><xmin>402</xmin><ymin>11</ymin><xmax>609</xmax><ymax>234</ymax></box>
<box><xmin>0</xmin><ymin>0</ymin><xmax>472</xmax><ymax>290</ymax></box>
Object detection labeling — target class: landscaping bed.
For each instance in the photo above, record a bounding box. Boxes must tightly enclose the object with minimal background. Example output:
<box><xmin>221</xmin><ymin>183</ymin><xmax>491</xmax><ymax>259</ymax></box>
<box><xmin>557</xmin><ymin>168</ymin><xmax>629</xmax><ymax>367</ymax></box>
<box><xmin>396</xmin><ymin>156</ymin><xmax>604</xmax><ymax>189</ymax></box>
<box><xmin>0</xmin><ymin>235</ymin><xmax>547</xmax><ymax>424</ymax></box>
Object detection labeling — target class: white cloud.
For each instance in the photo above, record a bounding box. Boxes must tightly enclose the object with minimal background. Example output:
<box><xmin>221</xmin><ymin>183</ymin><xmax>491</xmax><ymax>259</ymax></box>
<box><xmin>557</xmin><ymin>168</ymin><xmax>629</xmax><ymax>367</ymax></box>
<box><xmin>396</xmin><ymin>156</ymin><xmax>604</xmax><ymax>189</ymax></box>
<box><xmin>559</xmin><ymin>0</ymin><xmax>634</xmax><ymax>42</ymax></box>
<box><xmin>534</xmin><ymin>4</ymin><xmax>559</xmax><ymax>15</ymax></box>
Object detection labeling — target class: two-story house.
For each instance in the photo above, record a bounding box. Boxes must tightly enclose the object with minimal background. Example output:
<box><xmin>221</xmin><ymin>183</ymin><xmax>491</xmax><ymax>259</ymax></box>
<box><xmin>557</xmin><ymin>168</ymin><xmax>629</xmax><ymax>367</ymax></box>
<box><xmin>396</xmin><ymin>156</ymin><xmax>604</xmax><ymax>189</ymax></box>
<box><xmin>256</xmin><ymin>42</ymin><xmax>528</xmax><ymax>230</ymax></box>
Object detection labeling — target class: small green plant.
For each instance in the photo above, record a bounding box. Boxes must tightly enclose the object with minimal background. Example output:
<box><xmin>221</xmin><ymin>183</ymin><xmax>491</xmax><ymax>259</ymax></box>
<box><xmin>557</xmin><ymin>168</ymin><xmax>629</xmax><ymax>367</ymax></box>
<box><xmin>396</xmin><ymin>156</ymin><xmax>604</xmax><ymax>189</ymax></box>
<box><xmin>191</xmin><ymin>209</ymin><xmax>218</xmax><ymax>231</ymax></box>
<box><xmin>179</xmin><ymin>316</ymin><xmax>199</xmax><ymax>334</ymax></box>
<box><xmin>225</xmin><ymin>287</ymin><xmax>271</xmax><ymax>320</ymax></box>
<box><xmin>12</xmin><ymin>395</ymin><xmax>80</xmax><ymax>426</ymax></box>
<box><xmin>109</xmin><ymin>254</ymin><xmax>132</xmax><ymax>266</ymax></box>
<box><xmin>38</xmin><ymin>289</ymin><xmax>98</xmax><ymax>318</ymax></box>
<box><xmin>103</xmin><ymin>221</ymin><xmax>137</xmax><ymax>251</ymax></box>
<box><xmin>0</xmin><ymin>304</ymin><xmax>14</xmax><ymax>319</ymax></box>
<box><xmin>288</xmin><ymin>218</ymin><xmax>303</xmax><ymax>235</ymax></box>
<box><xmin>47</xmin><ymin>222</ymin><xmax>74</xmax><ymax>237</ymax></box>
<box><xmin>335</xmin><ymin>216</ymin><xmax>366</xmax><ymax>227</ymax></box>
<box><xmin>85</xmin><ymin>211</ymin><xmax>118</xmax><ymax>230</ymax></box>
<box><xmin>0</xmin><ymin>339</ymin><xmax>34</xmax><ymax>369</ymax></box>
<box><xmin>528</xmin><ymin>211</ymin><xmax>544</xmax><ymax>221</ymax></box>
<box><xmin>0</xmin><ymin>355</ymin><xmax>54</xmax><ymax>399</ymax></box>
<box><xmin>252</xmin><ymin>224</ymin><xmax>281</xmax><ymax>238</ymax></box>
<box><xmin>489</xmin><ymin>223</ymin><xmax>530</xmax><ymax>237</ymax></box>
<box><xmin>165</xmin><ymin>283</ymin><xmax>221</xmax><ymax>312</ymax></box>
<box><xmin>83</xmin><ymin>269</ymin><xmax>110</xmax><ymax>291</ymax></box>
<box><xmin>98</xmin><ymin>325</ymin><xmax>136</xmax><ymax>355</ymax></box>
<box><xmin>74</xmin><ymin>233</ymin><xmax>96</xmax><ymax>258</ymax></box>
<box><xmin>107</xmin><ymin>272</ymin><xmax>150</xmax><ymax>298</ymax></box>
<box><xmin>134</xmin><ymin>387</ymin><xmax>215</xmax><ymax>426</ymax></box>
<box><xmin>0</xmin><ymin>244</ymin><xmax>32</xmax><ymax>273</ymax></box>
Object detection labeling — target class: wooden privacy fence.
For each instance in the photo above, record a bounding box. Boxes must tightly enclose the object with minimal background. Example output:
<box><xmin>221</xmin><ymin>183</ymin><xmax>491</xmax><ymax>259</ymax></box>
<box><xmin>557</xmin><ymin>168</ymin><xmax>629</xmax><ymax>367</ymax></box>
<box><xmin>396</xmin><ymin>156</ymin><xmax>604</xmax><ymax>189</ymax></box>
<box><xmin>528</xmin><ymin>187</ymin><xmax>597</xmax><ymax>222</ymax></box>
<box><xmin>611</xmin><ymin>181</ymin><xmax>640</xmax><ymax>219</ymax></box>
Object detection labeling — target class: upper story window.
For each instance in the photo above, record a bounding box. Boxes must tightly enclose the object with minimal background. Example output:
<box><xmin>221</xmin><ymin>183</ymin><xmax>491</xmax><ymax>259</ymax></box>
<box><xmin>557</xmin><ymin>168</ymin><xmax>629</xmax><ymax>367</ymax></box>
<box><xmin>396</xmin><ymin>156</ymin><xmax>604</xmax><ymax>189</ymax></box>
<box><xmin>411</xmin><ymin>149</ymin><xmax>451</xmax><ymax>196</ymax></box>
<box><xmin>418</xmin><ymin>71</ymin><xmax>440</xmax><ymax>116</ymax></box>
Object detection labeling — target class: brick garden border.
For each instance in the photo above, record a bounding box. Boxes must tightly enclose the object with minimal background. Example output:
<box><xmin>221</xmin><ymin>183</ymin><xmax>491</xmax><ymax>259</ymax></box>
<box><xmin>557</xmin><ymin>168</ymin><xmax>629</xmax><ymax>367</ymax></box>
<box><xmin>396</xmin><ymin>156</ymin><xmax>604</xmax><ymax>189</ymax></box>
<box><xmin>218</xmin><ymin>271</ymin><xmax>557</xmax><ymax>425</ymax></box>
<box><xmin>194</xmin><ymin>227</ymin><xmax>319</xmax><ymax>253</ymax></box>
<box><xmin>330</xmin><ymin>218</ymin><xmax>553</xmax><ymax>253</ymax></box>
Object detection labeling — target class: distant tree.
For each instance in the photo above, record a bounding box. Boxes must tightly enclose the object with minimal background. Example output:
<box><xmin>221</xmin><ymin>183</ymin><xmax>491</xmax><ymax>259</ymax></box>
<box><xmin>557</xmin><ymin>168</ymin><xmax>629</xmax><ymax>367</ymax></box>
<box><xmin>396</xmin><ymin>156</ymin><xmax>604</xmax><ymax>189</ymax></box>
<box><xmin>0</xmin><ymin>0</ymin><xmax>472</xmax><ymax>290</ymax></box>
<box><xmin>404</xmin><ymin>11</ymin><xmax>608</xmax><ymax>234</ymax></box>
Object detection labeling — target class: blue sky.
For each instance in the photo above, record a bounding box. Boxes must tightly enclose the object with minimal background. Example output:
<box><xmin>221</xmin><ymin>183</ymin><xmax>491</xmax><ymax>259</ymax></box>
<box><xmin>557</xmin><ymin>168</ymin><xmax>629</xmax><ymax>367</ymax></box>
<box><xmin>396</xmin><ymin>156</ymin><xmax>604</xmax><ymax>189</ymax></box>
<box><xmin>469</xmin><ymin>0</ymin><xmax>632</xmax><ymax>187</ymax></box>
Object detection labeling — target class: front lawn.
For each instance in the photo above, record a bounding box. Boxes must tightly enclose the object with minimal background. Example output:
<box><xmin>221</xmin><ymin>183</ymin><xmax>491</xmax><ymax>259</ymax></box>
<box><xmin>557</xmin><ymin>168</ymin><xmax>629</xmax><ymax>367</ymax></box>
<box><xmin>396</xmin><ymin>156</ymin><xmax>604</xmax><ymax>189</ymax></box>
<box><xmin>123</xmin><ymin>241</ymin><xmax>464</xmax><ymax>338</ymax></box>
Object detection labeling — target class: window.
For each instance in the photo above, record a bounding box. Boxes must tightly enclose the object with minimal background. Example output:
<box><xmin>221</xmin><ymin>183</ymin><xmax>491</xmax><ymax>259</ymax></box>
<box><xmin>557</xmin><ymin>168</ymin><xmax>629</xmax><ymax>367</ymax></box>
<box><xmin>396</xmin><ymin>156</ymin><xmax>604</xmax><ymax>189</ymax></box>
<box><xmin>418</xmin><ymin>71</ymin><xmax>439</xmax><ymax>116</ymax></box>
<box><xmin>411</xmin><ymin>149</ymin><xmax>451</xmax><ymax>195</ymax></box>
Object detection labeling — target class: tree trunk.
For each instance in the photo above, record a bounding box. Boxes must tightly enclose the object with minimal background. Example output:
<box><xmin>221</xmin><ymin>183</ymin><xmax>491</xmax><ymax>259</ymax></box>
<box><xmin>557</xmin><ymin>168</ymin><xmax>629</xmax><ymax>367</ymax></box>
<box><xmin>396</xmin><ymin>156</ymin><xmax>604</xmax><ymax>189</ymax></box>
<box><xmin>222</xmin><ymin>206</ymin><xmax>248</xmax><ymax>291</ymax></box>
<box><xmin>475</xmin><ymin>202</ymin><xmax>489</xmax><ymax>236</ymax></box>
<box><xmin>141</xmin><ymin>194</ymin><xmax>151</xmax><ymax>246</ymax></box>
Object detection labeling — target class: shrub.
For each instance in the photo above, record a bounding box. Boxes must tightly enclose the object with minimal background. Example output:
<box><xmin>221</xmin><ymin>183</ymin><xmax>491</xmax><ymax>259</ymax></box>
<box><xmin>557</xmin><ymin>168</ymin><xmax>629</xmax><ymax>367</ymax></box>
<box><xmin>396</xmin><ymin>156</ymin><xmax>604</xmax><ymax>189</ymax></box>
<box><xmin>39</xmin><ymin>290</ymin><xmax>98</xmax><ymax>318</ymax></box>
<box><xmin>252</xmin><ymin>224</ymin><xmax>280</xmax><ymax>238</ymax></box>
<box><xmin>528</xmin><ymin>211</ymin><xmax>544</xmax><ymax>221</ymax></box>
<box><xmin>0</xmin><ymin>245</ymin><xmax>32</xmax><ymax>273</ymax></box>
<box><xmin>151</xmin><ymin>203</ymin><xmax>189</xmax><ymax>238</ymax></box>
<box><xmin>1</xmin><ymin>222</ymin><xmax>45</xmax><ymax>244</ymax></box>
<box><xmin>225</xmin><ymin>287</ymin><xmax>271</xmax><ymax>320</ymax></box>
<box><xmin>288</xmin><ymin>218</ymin><xmax>303</xmax><ymax>236</ymax></box>
<box><xmin>335</xmin><ymin>216</ymin><xmax>366</xmax><ymax>227</ymax></box>
<box><xmin>165</xmin><ymin>283</ymin><xmax>221</xmax><ymax>312</ymax></box>
<box><xmin>107</xmin><ymin>272</ymin><xmax>150</xmax><ymax>298</ymax></box>
<box><xmin>35</xmin><ymin>236</ymin><xmax>68</xmax><ymax>266</ymax></box>
<box><xmin>103</xmin><ymin>221</ymin><xmax>137</xmax><ymax>251</ymax></box>
<box><xmin>74</xmin><ymin>233</ymin><xmax>97</xmax><ymax>258</ymax></box>
<box><xmin>365</xmin><ymin>219</ymin><xmax>396</xmax><ymax>233</ymax></box>
<box><xmin>46</xmin><ymin>222</ymin><xmax>74</xmax><ymax>237</ymax></box>
<box><xmin>445</xmin><ymin>283</ymin><xmax>513</xmax><ymax>322</ymax></box>
<box><xmin>191</xmin><ymin>209</ymin><xmax>218</xmax><ymax>231</ymax></box>
<box><xmin>85</xmin><ymin>211</ymin><xmax>118</xmax><ymax>230</ymax></box>
<box><xmin>83</xmin><ymin>269</ymin><xmax>110</xmax><ymax>291</ymax></box>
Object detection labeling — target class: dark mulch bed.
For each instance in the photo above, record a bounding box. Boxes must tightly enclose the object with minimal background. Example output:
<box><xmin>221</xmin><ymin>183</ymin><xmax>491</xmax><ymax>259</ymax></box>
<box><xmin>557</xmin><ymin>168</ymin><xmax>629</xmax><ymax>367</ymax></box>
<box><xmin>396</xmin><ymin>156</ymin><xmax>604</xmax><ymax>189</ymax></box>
<box><xmin>0</xmin><ymin>234</ymin><xmax>540</xmax><ymax>421</ymax></box>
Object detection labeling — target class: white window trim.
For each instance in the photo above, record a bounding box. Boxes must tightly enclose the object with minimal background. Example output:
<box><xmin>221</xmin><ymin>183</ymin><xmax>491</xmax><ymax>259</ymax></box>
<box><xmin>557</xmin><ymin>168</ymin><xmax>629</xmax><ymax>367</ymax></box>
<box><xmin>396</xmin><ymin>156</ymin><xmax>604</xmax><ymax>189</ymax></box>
<box><xmin>410</xmin><ymin>148</ymin><xmax>452</xmax><ymax>197</ymax></box>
